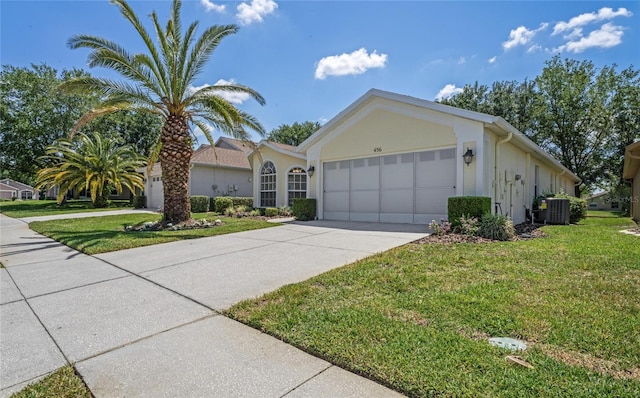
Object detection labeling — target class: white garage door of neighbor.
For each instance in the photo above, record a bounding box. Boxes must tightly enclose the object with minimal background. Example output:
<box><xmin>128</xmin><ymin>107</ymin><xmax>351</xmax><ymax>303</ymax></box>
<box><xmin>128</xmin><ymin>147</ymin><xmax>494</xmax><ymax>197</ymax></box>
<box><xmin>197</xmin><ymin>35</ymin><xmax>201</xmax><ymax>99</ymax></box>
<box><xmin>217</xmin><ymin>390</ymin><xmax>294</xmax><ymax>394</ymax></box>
<box><xmin>323</xmin><ymin>148</ymin><xmax>456</xmax><ymax>224</ymax></box>
<box><xmin>148</xmin><ymin>176</ymin><xmax>164</xmax><ymax>209</ymax></box>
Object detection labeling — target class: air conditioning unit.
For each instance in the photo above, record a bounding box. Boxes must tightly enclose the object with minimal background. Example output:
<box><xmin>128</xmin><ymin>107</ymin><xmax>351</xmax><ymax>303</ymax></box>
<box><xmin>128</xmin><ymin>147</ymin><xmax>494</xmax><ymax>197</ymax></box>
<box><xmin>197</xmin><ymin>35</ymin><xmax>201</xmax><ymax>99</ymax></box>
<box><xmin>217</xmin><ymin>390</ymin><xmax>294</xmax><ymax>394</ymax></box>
<box><xmin>545</xmin><ymin>198</ymin><xmax>570</xmax><ymax>225</ymax></box>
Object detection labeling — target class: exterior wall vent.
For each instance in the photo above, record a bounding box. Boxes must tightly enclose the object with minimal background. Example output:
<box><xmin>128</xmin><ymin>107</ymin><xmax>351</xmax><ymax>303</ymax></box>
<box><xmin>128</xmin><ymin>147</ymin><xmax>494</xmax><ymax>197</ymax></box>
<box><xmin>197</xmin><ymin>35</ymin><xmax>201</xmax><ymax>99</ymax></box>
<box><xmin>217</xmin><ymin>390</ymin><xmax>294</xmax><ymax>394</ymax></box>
<box><xmin>546</xmin><ymin>198</ymin><xmax>570</xmax><ymax>225</ymax></box>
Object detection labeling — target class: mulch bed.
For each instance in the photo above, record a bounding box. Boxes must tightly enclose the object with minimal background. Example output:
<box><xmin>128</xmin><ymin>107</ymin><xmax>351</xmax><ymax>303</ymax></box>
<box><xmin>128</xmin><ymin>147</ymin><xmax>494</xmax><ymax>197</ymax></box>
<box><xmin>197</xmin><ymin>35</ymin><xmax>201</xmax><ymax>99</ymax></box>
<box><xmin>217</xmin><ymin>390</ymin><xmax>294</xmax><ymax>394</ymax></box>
<box><xmin>415</xmin><ymin>223</ymin><xmax>547</xmax><ymax>245</ymax></box>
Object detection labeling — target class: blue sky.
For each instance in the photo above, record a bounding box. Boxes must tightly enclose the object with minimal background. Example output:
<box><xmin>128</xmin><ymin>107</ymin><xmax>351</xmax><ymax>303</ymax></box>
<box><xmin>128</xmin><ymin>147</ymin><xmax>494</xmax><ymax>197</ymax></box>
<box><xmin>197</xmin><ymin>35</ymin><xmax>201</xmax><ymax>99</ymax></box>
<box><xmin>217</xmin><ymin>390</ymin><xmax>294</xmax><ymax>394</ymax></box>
<box><xmin>2</xmin><ymin>1</ymin><xmax>639</xmax><ymax>143</ymax></box>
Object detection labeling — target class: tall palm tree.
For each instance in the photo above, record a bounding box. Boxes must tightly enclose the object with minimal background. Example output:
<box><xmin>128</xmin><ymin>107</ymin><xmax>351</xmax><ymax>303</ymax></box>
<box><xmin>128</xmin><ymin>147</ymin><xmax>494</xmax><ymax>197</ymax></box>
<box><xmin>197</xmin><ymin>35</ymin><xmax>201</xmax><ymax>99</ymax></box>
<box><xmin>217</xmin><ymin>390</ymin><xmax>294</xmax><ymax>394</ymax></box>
<box><xmin>36</xmin><ymin>132</ymin><xmax>145</xmax><ymax>208</ymax></box>
<box><xmin>61</xmin><ymin>0</ymin><xmax>265</xmax><ymax>223</ymax></box>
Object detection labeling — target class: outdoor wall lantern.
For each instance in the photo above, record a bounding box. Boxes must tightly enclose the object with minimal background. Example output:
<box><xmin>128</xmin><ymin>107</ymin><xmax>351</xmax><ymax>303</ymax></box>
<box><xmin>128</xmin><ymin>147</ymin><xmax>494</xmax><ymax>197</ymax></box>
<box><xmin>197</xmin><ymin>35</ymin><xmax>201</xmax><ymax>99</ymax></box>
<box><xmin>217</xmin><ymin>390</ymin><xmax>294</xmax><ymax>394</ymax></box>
<box><xmin>462</xmin><ymin>148</ymin><xmax>474</xmax><ymax>166</ymax></box>
<box><xmin>307</xmin><ymin>165</ymin><xmax>315</xmax><ymax>177</ymax></box>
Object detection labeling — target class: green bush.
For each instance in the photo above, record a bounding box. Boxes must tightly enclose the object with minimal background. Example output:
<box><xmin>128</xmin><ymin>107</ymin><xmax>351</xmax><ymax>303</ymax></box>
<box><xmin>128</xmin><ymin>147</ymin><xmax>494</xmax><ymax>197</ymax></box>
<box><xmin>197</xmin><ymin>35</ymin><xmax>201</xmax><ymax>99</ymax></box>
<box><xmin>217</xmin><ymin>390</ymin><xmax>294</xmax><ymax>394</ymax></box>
<box><xmin>190</xmin><ymin>195</ymin><xmax>209</xmax><ymax>213</ymax></box>
<box><xmin>448</xmin><ymin>196</ymin><xmax>491</xmax><ymax>227</ymax></box>
<box><xmin>265</xmin><ymin>207</ymin><xmax>279</xmax><ymax>217</ymax></box>
<box><xmin>214</xmin><ymin>197</ymin><xmax>233</xmax><ymax>213</ymax></box>
<box><xmin>292</xmin><ymin>198</ymin><xmax>316</xmax><ymax>221</ymax></box>
<box><xmin>478</xmin><ymin>212</ymin><xmax>515</xmax><ymax>241</ymax></box>
<box><xmin>555</xmin><ymin>192</ymin><xmax>587</xmax><ymax>223</ymax></box>
<box><xmin>133</xmin><ymin>195</ymin><xmax>146</xmax><ymax>209</ymax></box>
<box><xmin>231</xmin><ymin>197</ymin><xmax>253</xmax><ymax>208</ymax></box>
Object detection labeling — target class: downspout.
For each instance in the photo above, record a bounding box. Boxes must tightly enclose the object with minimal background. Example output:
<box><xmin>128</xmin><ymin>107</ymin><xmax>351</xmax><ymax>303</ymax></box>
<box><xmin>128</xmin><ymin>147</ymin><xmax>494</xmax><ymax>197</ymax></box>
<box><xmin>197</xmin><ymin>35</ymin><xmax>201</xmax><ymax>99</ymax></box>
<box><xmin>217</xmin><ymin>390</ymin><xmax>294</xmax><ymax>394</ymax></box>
<box><xmin>494</xmin><ymin>132</ymin><xmax>512</xmax><ymax>214</ymax></box>
<box><xmin>555</xmin><ymin>169</ymin><xmax>565</xmax><ymax>194</ymax></box>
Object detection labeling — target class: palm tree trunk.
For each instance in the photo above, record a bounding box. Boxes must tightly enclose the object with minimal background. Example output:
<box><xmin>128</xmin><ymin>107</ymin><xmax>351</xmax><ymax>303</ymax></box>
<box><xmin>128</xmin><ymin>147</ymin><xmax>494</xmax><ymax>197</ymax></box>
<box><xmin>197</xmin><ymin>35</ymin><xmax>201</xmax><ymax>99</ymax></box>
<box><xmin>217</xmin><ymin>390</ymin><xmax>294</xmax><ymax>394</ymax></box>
<box><xmin>160</xmin><ymin>115</ymin><xmax>193</xmax><ymax>223</ymax></box>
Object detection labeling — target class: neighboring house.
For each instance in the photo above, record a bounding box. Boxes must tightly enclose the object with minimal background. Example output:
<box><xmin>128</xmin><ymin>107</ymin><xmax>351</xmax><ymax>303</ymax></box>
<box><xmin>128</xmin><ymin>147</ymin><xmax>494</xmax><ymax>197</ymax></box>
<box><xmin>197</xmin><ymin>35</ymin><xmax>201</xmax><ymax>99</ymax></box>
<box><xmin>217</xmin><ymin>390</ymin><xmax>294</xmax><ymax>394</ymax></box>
<box><xmin>623</xmin><ymin>141</ymin><xmax>640</xmax><ymax>222</ymax></box>
<box><xmin>0</xmin><ymin>178</ymin><xmax>37</xmax><ymax>200</ymax></box>
<box><xmin>143</xmin><ymin>137</ymin><xmax>253</xmax><ymax>209</ymax></box>
<box><xmin>585</xmin><ymin>191</ymin><xmax>619</xmax><ymax>211</ymax></box>
<box><xmin>249</xmin><ymin>89</ymin><xmax>580</xmax><ymax>225</ymax></box>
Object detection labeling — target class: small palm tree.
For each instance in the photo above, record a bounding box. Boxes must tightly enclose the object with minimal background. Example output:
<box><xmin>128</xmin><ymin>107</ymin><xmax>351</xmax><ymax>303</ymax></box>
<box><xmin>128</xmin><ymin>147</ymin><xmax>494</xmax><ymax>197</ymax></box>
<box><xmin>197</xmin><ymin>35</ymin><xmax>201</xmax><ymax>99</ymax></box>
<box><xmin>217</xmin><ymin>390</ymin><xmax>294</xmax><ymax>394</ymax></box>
<box><xmin>61</xmin><ymin>0</ymin><xmax>265</xmax><ymax>223</ymax></box>
<box><xmin>36</xmin><ymin>132</ymin><xmax>145</xmax><ymax>208</ymax></box>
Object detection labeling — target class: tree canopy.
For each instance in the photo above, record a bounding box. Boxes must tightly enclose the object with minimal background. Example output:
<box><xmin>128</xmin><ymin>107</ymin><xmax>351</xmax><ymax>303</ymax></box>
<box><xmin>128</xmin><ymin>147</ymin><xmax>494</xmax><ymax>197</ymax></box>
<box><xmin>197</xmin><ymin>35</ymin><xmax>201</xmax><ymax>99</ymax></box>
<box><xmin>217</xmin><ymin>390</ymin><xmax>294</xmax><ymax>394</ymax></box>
<box><xmin>0</xmin><ymin>63</ymin><xmax>163</xmax><ymax>186</ymax></box>
<box><xmin>439</xmin><ymin>56</ymin><xmax>640</xmax><ymax>195</ymax></box>
<box><xmin>267</xmin><ymin>121</ymin><xmax>322</xmax><ymax>146</ymax></box>
<box><xmin>36</xmin><ymin>132</ymin><xmax>145</xmax><ymax>207</ymax></box>
<box><xmin>62</xmin><ymin>0</ymin><xmax>265</xmax><ymax>223</ymax></box>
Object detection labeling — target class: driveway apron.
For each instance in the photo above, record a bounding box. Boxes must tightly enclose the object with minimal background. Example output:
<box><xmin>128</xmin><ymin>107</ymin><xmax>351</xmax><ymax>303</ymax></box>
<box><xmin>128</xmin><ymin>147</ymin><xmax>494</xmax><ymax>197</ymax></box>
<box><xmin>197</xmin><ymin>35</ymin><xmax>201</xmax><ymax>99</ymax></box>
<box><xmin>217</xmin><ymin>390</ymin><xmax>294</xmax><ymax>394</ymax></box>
<box><xmin>1</xmin><ymin>214</ymin><xmax>424</xmax><ymax>397</ymax></box>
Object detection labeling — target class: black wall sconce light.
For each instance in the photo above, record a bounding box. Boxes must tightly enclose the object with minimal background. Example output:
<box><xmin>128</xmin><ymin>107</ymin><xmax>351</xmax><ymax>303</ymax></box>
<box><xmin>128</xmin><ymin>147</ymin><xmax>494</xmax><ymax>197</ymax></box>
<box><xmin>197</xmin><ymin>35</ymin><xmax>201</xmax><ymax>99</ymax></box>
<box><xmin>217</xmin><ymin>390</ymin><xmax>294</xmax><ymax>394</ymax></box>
<box><xmin>462</xmin><ymin>148</ymin><xmax>474</xmax><ymax>166</ymax></box>
<box><xmin>307</xmin><ymin>165</ymin><xmax>315</xmax><ymax>177</ymax></box>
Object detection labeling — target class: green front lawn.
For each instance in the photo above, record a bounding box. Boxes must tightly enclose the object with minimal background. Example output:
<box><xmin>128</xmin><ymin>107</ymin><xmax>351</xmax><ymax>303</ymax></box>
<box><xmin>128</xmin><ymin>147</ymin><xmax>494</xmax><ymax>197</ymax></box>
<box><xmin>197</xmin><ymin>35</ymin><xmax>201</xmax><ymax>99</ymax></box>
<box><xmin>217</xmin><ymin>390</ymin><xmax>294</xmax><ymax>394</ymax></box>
<box><xmin>0</xmin><ymin>199</ymin><xmax>133</xmax><ymax>218</ymax></box>
<box><xmin>30</xmin><ymin>212</ymin><xmax>277</xmax><ymax>254</ymax></box>
<box><xmin>228</xmin><ymin>212</ymin><xmax>640</xmax><ymax>396</ymax></box>
<box><xmin>10</xmin><ymin>366</ymin><xmax>91</xmax><ymax>398</ymax></box>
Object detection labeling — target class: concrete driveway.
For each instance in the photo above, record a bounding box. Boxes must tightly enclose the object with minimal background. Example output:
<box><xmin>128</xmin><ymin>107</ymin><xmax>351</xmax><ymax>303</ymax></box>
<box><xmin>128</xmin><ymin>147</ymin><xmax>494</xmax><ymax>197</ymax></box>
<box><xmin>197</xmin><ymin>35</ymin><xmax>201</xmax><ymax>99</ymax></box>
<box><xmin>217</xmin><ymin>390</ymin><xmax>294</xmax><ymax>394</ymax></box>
<box><xmin>1</xmin><ymin>214</ymin><xmax>426</xmax><ymax>397</ymax></box>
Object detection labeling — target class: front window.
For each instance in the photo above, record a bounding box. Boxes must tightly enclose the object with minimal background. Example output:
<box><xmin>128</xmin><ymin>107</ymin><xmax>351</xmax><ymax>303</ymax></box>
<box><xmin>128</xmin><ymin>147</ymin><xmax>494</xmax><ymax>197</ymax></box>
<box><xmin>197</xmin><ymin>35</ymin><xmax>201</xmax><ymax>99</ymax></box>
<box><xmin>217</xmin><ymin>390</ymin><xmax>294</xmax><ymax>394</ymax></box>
<box><xmin>287</xmin><ymin>167</ymin><xmax>307</xmax><ymax>206</ymax></box>
<box><xmin>260</xmin><ymin>161</ymin><xmax>276</xmax><ymax>207</ymax></box>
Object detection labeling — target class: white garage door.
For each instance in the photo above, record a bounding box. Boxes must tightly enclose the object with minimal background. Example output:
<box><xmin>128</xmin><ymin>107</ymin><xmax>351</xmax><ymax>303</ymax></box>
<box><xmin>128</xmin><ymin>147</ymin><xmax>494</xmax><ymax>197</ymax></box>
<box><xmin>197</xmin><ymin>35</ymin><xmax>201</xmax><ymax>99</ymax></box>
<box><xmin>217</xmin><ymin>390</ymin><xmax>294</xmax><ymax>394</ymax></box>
<box><xmin>323</xmin><ymin>148</ymin><xmax>456</xmax><ymax>224</ymax></box>
<box><xmin>148</xmin><ymin>176</ymin><xmax>164</xmax><ymax>209</ymax></box>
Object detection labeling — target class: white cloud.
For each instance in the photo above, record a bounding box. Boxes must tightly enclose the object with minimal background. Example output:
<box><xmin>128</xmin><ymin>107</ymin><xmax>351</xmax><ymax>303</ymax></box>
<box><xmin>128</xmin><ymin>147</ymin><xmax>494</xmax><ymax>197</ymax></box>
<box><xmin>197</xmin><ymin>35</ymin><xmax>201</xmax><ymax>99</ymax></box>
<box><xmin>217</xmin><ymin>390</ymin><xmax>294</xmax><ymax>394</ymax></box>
<box><xmin>458</xmin><ymin>57</ymin><xmax>466</xmax><ymax>65</ymax></box>
<box><xmin>236</xmin><ymin>0</ymin><xmax>277</xmax><ymax>25</ymax></box>
<box><xmin>314</xmin><ymin>48</ymin><xmax>388</xmax><ymax>80</ymax></box>
<box><xmin>552</xmin><ymin>7</ymin><xmax>632</xmax><ymax>35</ymax></box>
<box><xmin>488</xmin><ymin>56</ymin><xmax>497</xmax><ymax>64</ymax></box>
<box><xmin>435</xmin><ymin>84</ymin><xmax>463</xmax><ymax>101</ymax></box>
<box><xmin>502</xmin><ymin>23</ymin><xmax>548</xmax><ymax>51</ymax></box>
<box><xmin>188</xmin><ymin>79</ymin><xmax>251</xmax><ymax>104</ymax></box>
<box><xmin>527</xmin><ymin>44</ymin><xmax>542</xmax><ymax>53</ymax></box>
<box><xmin>200</xmin><ymin>0</ymin><xmax>225</xmax><ymax>13</ymax></box>
<box><xmin>553</xmin><ymin>23</ymin><xmax>625</xmax><ymax>53</ymax></box>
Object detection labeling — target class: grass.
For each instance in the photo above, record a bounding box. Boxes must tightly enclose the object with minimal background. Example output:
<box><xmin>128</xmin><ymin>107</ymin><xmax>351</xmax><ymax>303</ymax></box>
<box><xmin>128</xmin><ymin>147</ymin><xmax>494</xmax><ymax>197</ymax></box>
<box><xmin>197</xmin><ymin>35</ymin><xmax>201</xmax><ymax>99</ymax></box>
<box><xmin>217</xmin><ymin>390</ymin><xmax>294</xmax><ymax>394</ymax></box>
<box><xmin>29</xmin><ymin>212</ymin><xmax>277</xmax><ymax>254</ymax></box>
<box><xmin>0</xmin><ymin>199</ymin><xmax>133</xmax><ymax>218</ymax></box>
<box><xmin>228</xmin><ymin>212</ymin><xmax>640</xmax><ymax>397</ymax></box>
<box><xmin>10</xmin><ymin>366</ymin><xmax>91</xmax><ymax>398</ymax></box>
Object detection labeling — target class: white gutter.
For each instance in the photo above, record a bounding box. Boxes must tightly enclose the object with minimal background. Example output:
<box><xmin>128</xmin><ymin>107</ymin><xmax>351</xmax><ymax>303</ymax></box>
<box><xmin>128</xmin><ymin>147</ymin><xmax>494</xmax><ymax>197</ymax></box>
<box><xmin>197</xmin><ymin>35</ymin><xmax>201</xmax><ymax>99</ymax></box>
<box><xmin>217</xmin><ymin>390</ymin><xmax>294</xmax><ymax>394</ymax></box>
<box><xmin>494</xmin><ymin>132</ymin><xmax>513</xmax><ymax>214</ymax></box>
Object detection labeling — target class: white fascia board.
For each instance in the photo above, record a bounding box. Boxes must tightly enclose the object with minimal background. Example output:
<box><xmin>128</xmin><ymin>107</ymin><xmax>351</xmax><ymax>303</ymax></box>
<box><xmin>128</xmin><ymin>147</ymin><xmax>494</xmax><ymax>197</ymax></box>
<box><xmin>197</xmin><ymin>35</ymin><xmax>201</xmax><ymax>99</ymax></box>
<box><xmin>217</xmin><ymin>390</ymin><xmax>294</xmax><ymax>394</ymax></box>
<box><xmin>190</xmin><ymin>162</ymin><xmax>251</xmax><ymax>171</ymax></box>
<box><xmin>248</xmin><ymin>140</ymin><xmax>307</xmax><ymax>161</ymax></box>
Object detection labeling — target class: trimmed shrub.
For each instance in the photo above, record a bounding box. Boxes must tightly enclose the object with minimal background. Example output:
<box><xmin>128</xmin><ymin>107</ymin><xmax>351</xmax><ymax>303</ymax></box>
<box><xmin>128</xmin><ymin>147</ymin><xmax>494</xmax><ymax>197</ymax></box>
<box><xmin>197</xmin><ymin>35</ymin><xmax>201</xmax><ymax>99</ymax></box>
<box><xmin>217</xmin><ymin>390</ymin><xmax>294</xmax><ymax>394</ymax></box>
<box><xmin>190</xmin><ymin>195</ymin><xmax>209</xmax><ymax>213</ymax></box>
<box><xmin>133</xmin><ymin>195</ymin><xmax>146</xmax><ymax>209</ymax></box>
<box><xmin>214</xmin><ymin>196</ymin><xmax>233</xmax><ymax>213</ymax></box>
<box><xmin>231</xmin><ymin>197</ymin><xmax>253</xmax><ymax>208</ymax></box>
<box><xmin>478</xmin><ymin>212</ymin><xmax>515</xmax><ymax>241</ymax></box>
<box><xmin>265</xmin><ymin>207</ymin><xmax>279</xmax><ymax>217</ymax></box>
<box><xmin>292</xmin><ymin>198</ymin><xmax>316</xmax><ymax>221</ymax></box>
<box><xmin>448</xmin><ymin>196</ymin><xmax>491</xmax><ymax>227</ymax></box>
<box><xmin>458</xmin><ymin>215</ymin><xmax>480</xmax><ymax>236</ymax></box>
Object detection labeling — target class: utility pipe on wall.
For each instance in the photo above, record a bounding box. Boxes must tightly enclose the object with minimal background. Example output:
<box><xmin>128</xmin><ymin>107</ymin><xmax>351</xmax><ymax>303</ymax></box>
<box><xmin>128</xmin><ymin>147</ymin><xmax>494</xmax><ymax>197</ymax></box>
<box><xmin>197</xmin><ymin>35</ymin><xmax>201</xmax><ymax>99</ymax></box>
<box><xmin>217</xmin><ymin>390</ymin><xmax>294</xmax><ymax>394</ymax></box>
<box><xmin>494</xmin><ymin>132</ymin><xmax>512</xmax><ymax>214</ymax></box>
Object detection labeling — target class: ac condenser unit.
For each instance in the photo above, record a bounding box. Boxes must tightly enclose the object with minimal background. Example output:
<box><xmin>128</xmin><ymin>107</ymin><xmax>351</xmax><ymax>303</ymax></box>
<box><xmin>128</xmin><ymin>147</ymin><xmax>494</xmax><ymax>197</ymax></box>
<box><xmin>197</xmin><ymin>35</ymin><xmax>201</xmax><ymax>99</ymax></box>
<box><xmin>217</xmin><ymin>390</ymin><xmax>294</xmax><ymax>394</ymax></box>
<box><xmin>545</xmin><ymin>198</ymin><xmax>570</xmax><ymax>225</ymax></box>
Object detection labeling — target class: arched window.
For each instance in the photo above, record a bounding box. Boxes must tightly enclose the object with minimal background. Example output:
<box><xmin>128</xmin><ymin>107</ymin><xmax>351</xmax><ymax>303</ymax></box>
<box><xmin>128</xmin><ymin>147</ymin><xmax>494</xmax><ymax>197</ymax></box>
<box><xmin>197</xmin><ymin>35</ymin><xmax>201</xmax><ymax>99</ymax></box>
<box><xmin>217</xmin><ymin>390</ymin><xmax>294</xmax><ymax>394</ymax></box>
<box><xmin>260</xmin><ymin>161</ymin><xmax>276</xmax><ymax>207</ymax></box>
<box><xmin>287</xmin><ymin>167</ymin><xmax>307</xmax><ymax>207</ymax></box>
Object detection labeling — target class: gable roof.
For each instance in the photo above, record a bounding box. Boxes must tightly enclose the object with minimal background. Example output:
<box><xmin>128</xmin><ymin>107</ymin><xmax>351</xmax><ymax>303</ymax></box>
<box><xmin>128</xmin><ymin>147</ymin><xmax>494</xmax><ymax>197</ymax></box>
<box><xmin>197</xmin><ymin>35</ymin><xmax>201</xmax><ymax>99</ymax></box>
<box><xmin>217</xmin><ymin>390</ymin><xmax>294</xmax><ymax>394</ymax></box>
<box><xmin>248</xmin><ymin>140</ymin><xmax>306</xmax><ymax>161</ymax></box>
<box><xmin>296</xmin><ymin>88</ymin><xmax>580</xmax><ymax>183</ymax></box>
<box><xmin>0</xmin><ymin>182</ymin><xmax>18</xmax><ymax>191</ymax></box>
<box><xmin>215</xmin><ymin>137</ymin><xmax>254</xmax><ymax>155</ymax></box>
<box><xmin>623</xmin><ymin>141</ymin><xmax>640</xmax><ymax>179</ymax></box>
<box><xmin>0</xmin><ymin>178</ymin><xmax>34</xmax><ymax>190</ymax></box>
<box><xmin>191</xmin><ymin>145</ymin><xmax>251</xmax><ymax>170</ymax></box>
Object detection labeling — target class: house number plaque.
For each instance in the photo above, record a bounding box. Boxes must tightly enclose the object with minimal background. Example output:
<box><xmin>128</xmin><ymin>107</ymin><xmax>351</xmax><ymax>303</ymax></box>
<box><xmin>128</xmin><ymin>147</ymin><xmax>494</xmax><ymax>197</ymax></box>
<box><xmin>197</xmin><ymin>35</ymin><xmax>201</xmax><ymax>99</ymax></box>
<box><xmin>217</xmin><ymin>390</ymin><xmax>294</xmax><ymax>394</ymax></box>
<box><xmin>373</xmin><ymin>147</ymin><xmax>382</xmax><ymax>152</ymax></box>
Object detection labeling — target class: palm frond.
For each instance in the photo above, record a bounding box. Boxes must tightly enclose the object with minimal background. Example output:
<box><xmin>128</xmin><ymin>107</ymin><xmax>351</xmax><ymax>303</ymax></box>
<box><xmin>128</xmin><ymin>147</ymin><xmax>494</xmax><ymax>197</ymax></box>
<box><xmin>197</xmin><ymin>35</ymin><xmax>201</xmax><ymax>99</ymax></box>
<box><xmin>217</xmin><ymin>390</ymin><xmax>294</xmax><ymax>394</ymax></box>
<box><xmin>183</xmin><ymin>25</ymin><xmax>239</xmax><ymax>87</ymax></box>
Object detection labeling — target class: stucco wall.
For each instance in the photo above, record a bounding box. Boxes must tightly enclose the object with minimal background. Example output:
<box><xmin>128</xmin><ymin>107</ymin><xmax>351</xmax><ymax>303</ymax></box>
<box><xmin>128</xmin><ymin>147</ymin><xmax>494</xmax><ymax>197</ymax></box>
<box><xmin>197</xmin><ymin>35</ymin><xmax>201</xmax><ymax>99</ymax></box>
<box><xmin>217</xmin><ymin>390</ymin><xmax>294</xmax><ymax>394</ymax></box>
<box><xmin>251</xmin><ymin>146</ymin><xmax>307</xmax><ymax>208</ymax></box>
<box><xmin>190</xmin><ymin>165</ymin><xmax>252</xmax><ymax>198</ymax></box>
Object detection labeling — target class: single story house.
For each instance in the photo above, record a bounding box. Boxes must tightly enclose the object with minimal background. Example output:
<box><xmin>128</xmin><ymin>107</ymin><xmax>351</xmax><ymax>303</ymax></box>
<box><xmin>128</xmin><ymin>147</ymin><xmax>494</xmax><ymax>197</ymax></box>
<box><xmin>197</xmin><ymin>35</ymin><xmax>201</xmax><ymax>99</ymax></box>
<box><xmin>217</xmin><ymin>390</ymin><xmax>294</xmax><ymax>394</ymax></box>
<box><xmin>143</xmin><ymin>137</ymin><xmax>254</xmax><ymax>209</ymax></box>
<box><xmin>0</xmin><ymin>178</ymin><xmax>37</xmax><ymax>200</ymax></box>
<box><xmin>585</xmin><ymin>191</ymin><xmax>620</xmax><ymax>211</ymax></box>
<box><xmin>623</xmin><ymin>141</ymin><xmax>640</xmax><ymax>222</ymax></box>
<box><xmin>249</xmin><ymin>89</ymin><xmax>580</xmax><ymax>225</ymax></box>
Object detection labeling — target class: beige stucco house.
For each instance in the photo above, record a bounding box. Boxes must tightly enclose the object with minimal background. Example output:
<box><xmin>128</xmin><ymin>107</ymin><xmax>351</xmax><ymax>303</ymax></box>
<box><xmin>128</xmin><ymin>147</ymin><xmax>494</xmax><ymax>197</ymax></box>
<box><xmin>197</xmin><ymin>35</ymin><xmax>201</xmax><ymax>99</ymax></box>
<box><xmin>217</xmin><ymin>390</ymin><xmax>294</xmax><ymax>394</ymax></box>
<box><xmin>250</xmin><ymin>89</ymin><xmax>580</xmax><ymax>225</ymax></box>
<box><xmin>143</xmin><ymin>137</ymin><xmax>253</xmax><ymax>209</ymax></box>
<box><xmin>585</xmin><ymin>191</ymin><xmax>619</xmax><ymax>211</ymax></box>
<box><xmin>623</xmin><ymin>141</ymin><xmax>640</xmax><ymax>221</ymax></box>
<box><xmin>0</xmin><ymin>178</ymin><xmax>37</xmax><ymax>200</ymax></box>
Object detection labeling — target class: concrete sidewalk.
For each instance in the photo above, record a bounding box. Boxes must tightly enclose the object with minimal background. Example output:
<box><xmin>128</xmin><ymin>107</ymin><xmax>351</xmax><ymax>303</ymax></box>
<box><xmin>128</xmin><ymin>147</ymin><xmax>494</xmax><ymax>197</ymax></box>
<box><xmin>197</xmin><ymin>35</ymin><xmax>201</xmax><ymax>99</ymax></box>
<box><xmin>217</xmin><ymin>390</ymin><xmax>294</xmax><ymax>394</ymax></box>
<box><xmin>1</xmin><ymin>213</ymin><xmax>425</xmax><ymax>397</ymax></box>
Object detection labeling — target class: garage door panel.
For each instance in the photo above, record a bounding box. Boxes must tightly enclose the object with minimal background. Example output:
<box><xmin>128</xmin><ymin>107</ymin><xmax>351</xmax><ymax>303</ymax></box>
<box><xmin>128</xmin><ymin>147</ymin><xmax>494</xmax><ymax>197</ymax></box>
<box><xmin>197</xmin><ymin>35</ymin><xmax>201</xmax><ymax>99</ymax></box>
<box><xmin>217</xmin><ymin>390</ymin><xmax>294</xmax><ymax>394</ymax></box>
<box><xmin>324</xmin><ymin>191</ymin><xmax>349</xmax><ymax>212</ymax></box>
<box><xmin>380</xmin><ymin>189</ymin><xmax>413</xmax><ymax>213</ymax></box>
<box><xmin>350</xmin><ymin>158</ymin><xmax>379</xmax><ymax>190</ymax></box>
<box><xmin>324</xmin><ymin>161</ymin><xmax>349</xmax><ymax>191</ymax></box>
<box><xmin>415</xmin><ymin>188</ymin><xmax>454</xmax><ymax>214</ymax></box>
<box><xmin>350</xmin><ymin>190</ymin><xmax>379</xmax><ymax>213</ymax></box>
